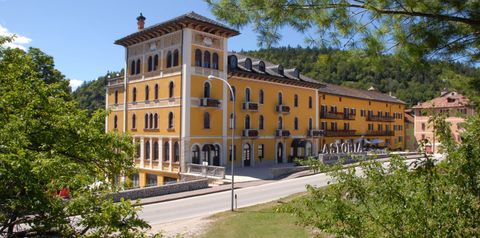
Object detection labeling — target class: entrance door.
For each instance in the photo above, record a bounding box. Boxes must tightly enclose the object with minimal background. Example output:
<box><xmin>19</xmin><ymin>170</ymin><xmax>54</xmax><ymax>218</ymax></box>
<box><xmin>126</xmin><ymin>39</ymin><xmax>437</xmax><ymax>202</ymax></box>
<box><xmin>213</xmin><ymin>145</ymin><xmax>220</xmax><ymax>166</ymax></box>
<box><xmin>243</xmin><ymin>143</ymin><xmax>251</xmax><ymax>167</ymax></box>
<box><xmin>277</xmin><ymin>143</ymin><xmax>283</xmax><ymax>163</ymax></box>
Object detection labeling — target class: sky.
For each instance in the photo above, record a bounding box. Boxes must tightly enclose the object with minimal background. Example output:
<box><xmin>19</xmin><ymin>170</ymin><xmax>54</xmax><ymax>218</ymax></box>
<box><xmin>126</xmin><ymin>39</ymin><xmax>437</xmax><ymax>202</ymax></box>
<box><xmin>0</xmin><ymin>0</ymin><xmax>311</xmax><ymax>90</ymax></box>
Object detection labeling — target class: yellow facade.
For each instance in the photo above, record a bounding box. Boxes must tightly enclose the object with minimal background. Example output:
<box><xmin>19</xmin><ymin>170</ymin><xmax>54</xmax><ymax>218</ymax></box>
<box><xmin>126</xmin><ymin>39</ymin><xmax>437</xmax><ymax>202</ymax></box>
<box><xmin>106</xmin><ymin>13</ymin><xmax>406</xmax><ymax>187</ymax></box>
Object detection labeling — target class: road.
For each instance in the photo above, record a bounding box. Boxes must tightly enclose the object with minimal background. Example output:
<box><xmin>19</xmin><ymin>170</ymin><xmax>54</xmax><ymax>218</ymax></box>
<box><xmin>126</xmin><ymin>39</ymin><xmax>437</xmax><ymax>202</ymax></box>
<box><xmin>140</xmin><ymin>156</ymin><xmax>427</xmax><ymax>225</ymax></box>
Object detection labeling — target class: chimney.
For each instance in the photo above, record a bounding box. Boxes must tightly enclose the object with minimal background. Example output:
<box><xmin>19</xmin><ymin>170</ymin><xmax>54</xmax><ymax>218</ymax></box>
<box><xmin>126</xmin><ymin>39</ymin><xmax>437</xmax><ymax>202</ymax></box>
<box><xmin>137</xmin><ymin>13</ymin><xmax>146</xmax><ymax>31</ymax></box>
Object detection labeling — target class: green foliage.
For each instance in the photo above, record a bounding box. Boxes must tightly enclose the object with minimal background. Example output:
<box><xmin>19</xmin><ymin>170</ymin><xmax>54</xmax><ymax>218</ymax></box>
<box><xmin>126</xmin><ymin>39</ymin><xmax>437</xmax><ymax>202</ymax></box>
<box><xmin>0</xmin><ymin>46</ymin><xmax>152</xmax><ymax>237</ymax></box>
<box><xmin>280</xmin><ymin>114</ymin><xmax>480</xmax><ymax>237</ymax></box>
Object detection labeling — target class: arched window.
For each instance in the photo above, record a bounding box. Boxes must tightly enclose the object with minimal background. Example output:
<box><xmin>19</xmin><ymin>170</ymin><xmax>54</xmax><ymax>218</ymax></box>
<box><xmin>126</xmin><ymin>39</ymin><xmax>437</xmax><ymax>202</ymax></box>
<box><xmin>204</xmin><ymin>81</ymin><xmax>211</xmax><ymax>98</ymax></box>
<box><xmin>230</xmin><ymin>86</ymin><xmax>235</xmax><ymax>101</ymax></box>
<box><xmin>309</xmin><ymin>96</ymin><xmax>312</xmax><ymax>108</ymax></box>
<box><xmin>153</xmin><ymin>141</ymin><xmax>159</xmax><ymax>160</ymax></box>
<box><xmin>145</xmin><ymin>85</ymin><xmax>150</xmax><ymax>101</ymax></box>
<box><xmin>204</xmin><ymin>112</ymin><xmax>210</xmax><ymax>129</ymax></box>
<box><xmin>149</xmin><ymin>113</ymin><xmax>153</xmax><ymax>129</ymax></box>
<box><xmin>136</xmin><ymin>59</ymin><xmax>141</xmax><ymax>75</ymax></box>
<box><xmin>259</xmin><ymin>115</ymin><xmax>264</xmax><ymax>130</ymax></box>
<box><xmin>278</xmin><ymin>92</ymin><xmax>283</xmax><ymax>105</ymax></box>
<box><xmin>148</xmin><ymin>56</ymin><xmax>153</xmax><ymax>72</ymax></box>
<box><xmin>192</xmin><ymin>145</ymin><xmax>200</xmax><ymax>164</ymax></box>
<box><xmin>294</xmin><ymin>117</ymin><xmax>299</xmax><ymax>130</ymax></box>
<box><xmin>114</xmin><ymin>90</ymin><xmax>118</xmax><ymax>104</ymax></box>
<box><xmin>164</xmin><ymin>142</ymin><xmax>170</xmax><ymax>161</ymax></box>
<box><xmin>294</xmin><ymin>94</ymin><xmax>298</xmax><ymax>107</ymax></box>
<box><xmin>114</xmin><ymin>115</ymin><xmax>118</xmax><ymax>129</ymax></box>
<box><xmin>144</xmin><ymin>113</ymin><xmax>148</xmax><ymax>129</ymax></box>
<box><xmin>230</xmin><ymin>113</ymin><xmax>235</xmax><ymax>129</ymax></box>
<box><xmin>245</xmin><ymin>58</ymin><xmax>252</xmax><ymax>70</ymax></box>
<box><xmin>154</xmin><ymin>84</ymin><xmax>159</xmax><ymax>100</ymax></box>
<box><xmin>154</xmin><ymin>54</ymin><xmax>159</xmax><ymax>71</ymax></box>
<box><xmin>132</xmin><ymin>87</ymin><xmax>137</xmax><ymax>102</ymax></box>
<box><xmin>278</xmin><ymin>116</ymin><xmax>283</xmax><ymax>129</ymax></box>
<box><xmin>245</xmin><ymin>115</ymin><xmax>250</xmax><ymax>129</ymax></box>
<box><xmin>166</xmin><ymin>51</ymin><xmax>172</xmax><ymax>68</ymax></box>
<box><xmin>174</xmin><ymin>142</ymin><xmax>180</xmax><ymax>162</ymax></box>
<box><xmin>212</xmin><ymin>52</ymin><xmax>219</xmax><ymax>70</ymax></box>
<box><xmin>173</xmin><ymin>49</ymin><xmax>179</xmax><ymax>67</ymax></box>
<box><xmin>245</xmin><ymin>88</ymin><xmax>251</xmax><ymax>102</ymax></box>
<box><xmin>132</xmin><ymin>114</ymin><xmax>136</xmax><ymax>129</ymax></box>
<box><xmin>145</xmin><ymin>141</ymin><xmax>150</xmax><ymax>160</ymax></box>
<box><xmin>309</xmin><ymin>118</ymin><xmax>313</xmax><ymax>130</ymax></box>
<box><xmin>259</xmin><ymin>90</ymin><xmax>264</xmax><ymax>104</ymax></box>
<box><xmin>168</xmin><ymin>112</ymin><xmax>174</xmax><ymax>129</ymax></box>
<box><xmin>169</xmin><ymin>81</ymin><xmax>174</xmax><ymax>98</ymax></box>
<box><xmin>259</xmin><ymin>61</ymin><xmax>265</xmax><ymax>72</ymax></box>
<box><xmin>203</xmin><ymin>51</ymin><xmax>211</xmax><ymax>68</ymax></box>
<box><xmin>154</xmin><ymin>113</ymin><xmax>158</xmax><ymax>129</ymax></box>
<box><xmin>130</xmin><ymin>60</ymin><xmax>135</xmax><ymax>75</ymax></box>
<box><xmin>195</xmin><ymin>49</ymin><xmax>202</xmax><ymax>67</ymax></box>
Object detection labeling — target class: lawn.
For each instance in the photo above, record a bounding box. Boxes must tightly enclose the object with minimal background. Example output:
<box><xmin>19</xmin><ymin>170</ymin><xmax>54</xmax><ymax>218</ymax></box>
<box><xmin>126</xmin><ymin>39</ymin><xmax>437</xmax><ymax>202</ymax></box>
<box><xmin>201</xmin><ymin>194</ymin><xmax>314</xmax><ymax>238</ymax></box>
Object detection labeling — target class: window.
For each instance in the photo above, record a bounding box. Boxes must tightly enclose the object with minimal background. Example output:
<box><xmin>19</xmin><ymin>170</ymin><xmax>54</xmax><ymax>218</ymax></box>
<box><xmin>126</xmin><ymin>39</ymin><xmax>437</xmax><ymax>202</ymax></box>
<box><xmin>168</xmin><ymin>112</ymin><xmax>174</xmax><ymax>129</ymax></box>
<box><xmin>136</xmin><ymin>59</ymin><xmax>141</xmax><ymax>75</ymax></box>
<box><xmin>294</xmin><ymin>94</ymin><xmax>298</xmax><ymax>107</ymax></box>
<box><xmin>166</xmin><ymin>51</ymin><xmax>172</xmax><ymax>68</ymax></box>
<box><xmin>173</xmin><ymin>49</ymin><xmax>179</xmax><ymax>66</ymax></box>
<box><xmin>154</xmin><ymin>113</ymin><xmax>158</xmax><ymax>129</ymax></box>
<box><xmin>245</xmin><ymin>88</ymin><xmax>251</xmax><ymax>102</ymax></box>
<box><xmin>204</xmin><ymin>81</ymin><xmax>211</xmax><ymax>98</ymax></box>
<box><xmin>259</xmin><ymin>115</ymin><xmax>264</xmax><ymax>130</ymax></box>
<box><xmin>378</xmin><ymin>124</ymin><xmax>383</xmax><ymax>131</ymax></box>
<box><xmin>130</xmin><ymin>60</ymin><xmax>135</xmax><ymax>75</ymax></box>
<box><xmin>309</xmin><ymin>118</ymin><xmax>313</xmax><ymax>130</ymax></box>
<box><xmin>229</xmin><ymin>144</ymin><xmax>236</xmax><ymax>161</ymax></box>
<box><xmin>258</xmin><ymin>144</ymin><xmax>264</xmax><ymax>159</ymax></box>
<box><xmin>145</xmin><ymin>141</ymin><xmax>150</xmax><ymax>159</ymax></box>
<box><xmin>153</xmin><ymin>141</ymin><xmax>159</xmax><ymax>160</ymax></box>
<box><xmin>154</xmin><ymin>84</ymin><xmax>159</xmax><ymax>100</ymax></box>
<box><xmin>212</xmin><ymin>52</ymin><xmax>219</xmax><ymax>69</ymax></box>
<box><xmin>164</xmin><ymin>142</ymin><xmax>170</xmax><ymax>161</ymax></box>
<box><xmin>114</xmin><ymin>115</ymin><xmax>118</xmax><ymax>129</ymax></box>
<box><xmin>321</xmin><ymin>122</ymin><xmax>327</xmax><ymax>130</ymax></box>
<box><xmin>131</xmin><ymin>173</ymin><xmax>139</xmax><ymax>188</ymax></box>
<box><xmin>145</xmin><ymin>85</ymin><xmax>149</xmax><ymax>101</ymax></box>
<box><xmin>146</xmin><ymin>174</ymin><xmax>157</xmax><ymax>187</ymax></box>
<box><xmin>149</xmin><ymin>113</ymin><xmax>153</xmax><ymax>129</ymax></box>
<box><xmin>204</xmin><ymin>112</ymin><xmax>210</xmax><ymax>129</ymax></box>
<box><xmin>259</xmin><ymin>61</ymin><xmax>265</xmax><ymax>71</ymax></box>
<box><xmin>154</xmin><ymin>54</ymin><xmax>158</xmax><ymax>71</ymax></box>
<box><xmin>195</xmin><ymin>49</ymin><xmax>202</xmax><ymax>67</ymax></box>
<box><xmin>399</xmin><ymin>136</ymin><xmax>403</xmax><ymax>142</ymax></box>
<box><xmin>132</xmin><ymin>114</ymin><xmax>136</xmax><ymax>129</ymax></box>
<box><xmin>144</xmin><ymin>114</ymin><xmax>148</xmax><ymax>129</ymax></box>
<box><xmin>132</xmin><ymin>87</ymin><xmax>137</xmax><ymax>102</ymax></box>
<box><xmin>230</xmin><ymin>86</ymin><xmax>235</xmax><ymax>101</ymax></box>
<box><xmin>259</xmin><ymin>90</ymin><xmax>264</xmax><ymax>104</ymax></box>
<box><xmin>294</xmin><ymin>117</ymin><xmax>299</xmax><ymax>130</ymax></box>
<box><xmin>114</xmin><ymin>90</ymin><xmax>118</xmax><ymax>104</ymax></box>
<box><xmin>368</xmin><ymin>123</ymin><xmax>374</xmax><ymax>131</ymax></box>
<box><xmin>203</xmin><ymin>50</ymin><xmax>211</xmax><ymax>68</ymax></box>
<box><xmin>230</xmin><ymin>113</ymin><xmax>235</xmax><ymax>129</ymax></box>
<box><xmin>169</xmin><ymin>81</ymin><xmax>174</xmax><ymax>98</ymax></box>
<box><xmin>148</xmin><ymin>56</ymin><xmax>153</xmax><ymax>72</ymax></box>
<box><xmin>308</xmin><ymin>96</ymin><xmax>312</xmax><ymax>108</ymax></box>
<box><xmin>330</xmin><ymin>122</ymin><xmax>336</xmax><ymax>130</ymax></box>
<box><xmin>278</xmin><ymin>116</ymin><xmax>283</xmax><ymax>129</ymax></box>
<box><xmin>174</xmin><ymin>142</ymin><xmax>179</xmax><ymax>162</ymax></box>
<box><xmin>344</xmin><ymin>123</ymin><xmax>350</xmax><ymax>130</ymax></box>
<box><xmin>278</xmin><ymin>92</ymin><xmax>283</xmax><ymax>105</ymax></box>
<box><xmin>421</xmin><ymin>123</ymin><xmax>426</xmax><ymax>131</ymax></box>
<box><xmin>245</xmin><ymin>115</ymin><xmax>251</xmax><ymax>129</ymax></box>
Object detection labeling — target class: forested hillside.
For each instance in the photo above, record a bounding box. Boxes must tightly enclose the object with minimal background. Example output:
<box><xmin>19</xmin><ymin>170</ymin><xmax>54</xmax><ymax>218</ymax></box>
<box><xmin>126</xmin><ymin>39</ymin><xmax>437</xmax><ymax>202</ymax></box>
<box><xmin>73</xmin><ymin>47</ymin><xmax>480</xmax><ymax>113</ymax></box>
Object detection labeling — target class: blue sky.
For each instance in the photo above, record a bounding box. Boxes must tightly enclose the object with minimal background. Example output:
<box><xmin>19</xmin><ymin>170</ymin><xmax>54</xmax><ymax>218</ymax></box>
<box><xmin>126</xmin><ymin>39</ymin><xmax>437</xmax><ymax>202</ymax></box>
<box><xmin>0</xmin><ymin>0</ymin><xmax>310</xmax><ymax>89</ymax></box>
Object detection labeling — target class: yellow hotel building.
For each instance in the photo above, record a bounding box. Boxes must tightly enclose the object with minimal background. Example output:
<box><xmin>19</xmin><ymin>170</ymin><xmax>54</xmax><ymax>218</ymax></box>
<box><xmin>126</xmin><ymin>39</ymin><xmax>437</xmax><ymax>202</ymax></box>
<box><xmin>106</xmin><ymin>12</ymin><xmax>406</xmax><ymax>187</ymax></box>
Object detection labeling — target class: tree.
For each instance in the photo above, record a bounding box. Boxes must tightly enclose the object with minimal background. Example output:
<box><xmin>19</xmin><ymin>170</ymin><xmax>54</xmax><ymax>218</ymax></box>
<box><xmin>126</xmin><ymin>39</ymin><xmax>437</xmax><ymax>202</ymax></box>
<box><xmin>207</xmin><ymin>0</ymin><xmax>480</xmax><ymax>62</ymax></box>
<box><xmin>0</xmin><ymin>37</ymin><xmax>153</xmax><ymax>237</ymax></box>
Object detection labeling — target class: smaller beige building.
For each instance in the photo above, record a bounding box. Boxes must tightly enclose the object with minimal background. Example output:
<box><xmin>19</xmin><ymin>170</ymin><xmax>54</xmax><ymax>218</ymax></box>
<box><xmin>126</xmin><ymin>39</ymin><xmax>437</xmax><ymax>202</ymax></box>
<box><xmin>412</xmin><ymin>91</ymin><xmax>476</xmax><ymax>153</ymax></box>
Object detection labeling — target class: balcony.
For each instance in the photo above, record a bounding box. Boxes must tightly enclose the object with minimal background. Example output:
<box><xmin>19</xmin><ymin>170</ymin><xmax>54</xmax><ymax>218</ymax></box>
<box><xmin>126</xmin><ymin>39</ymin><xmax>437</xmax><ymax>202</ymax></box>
<box><xmin>365</xmin><ymin>130</ymin><xmax>395</xmax><ymax>136</ymax></box>
<box><xmin>192</xmin><ymin>66</ymin><xmax>226</xmax><ymax>78</ymax></box>
<box><xmin>199</xmin><ymin>98</ymin><xmax>221</xmax><ymax>108</ymax></box>
<box><xmin>320</xmin><ymin>111</ymin><xmax>355</xmax><ymax>120</ymax></box>
<box><xmin>308</xmin><ymin>129</ymin><xmax>324</xmax><ymax>137</ymax></box>
<box><xmin>324</xmin><ymin>130</ymin><xmax>357</xmax><ymax>137</ymax></box>
<box><xmin>242</xmin><ymin>102</ymin><xmax>259</xmax><ymax>111</ymax></box>
<box><xmin>275</xmin><ymin>105</ymin><xmax>291</xmax><ymax>113</ymax></box>
<box><xmin>107</xmin><ymin>76</ymin><xmax>124</xmax><ymax>87</ymax></box>
<box><xmin>275</xmin><ymin>129</ymin><xmax>291</xmax><ymax>137</ymax></box>
<box><xmin>242</xmin><ymin>129</ymin><xmax>259</xmax><ymax>137</ymax></box>
<box><xmin>367</xmin><ymin>115</ymin><xmax>395</xmax><ymax>122</ymax></box>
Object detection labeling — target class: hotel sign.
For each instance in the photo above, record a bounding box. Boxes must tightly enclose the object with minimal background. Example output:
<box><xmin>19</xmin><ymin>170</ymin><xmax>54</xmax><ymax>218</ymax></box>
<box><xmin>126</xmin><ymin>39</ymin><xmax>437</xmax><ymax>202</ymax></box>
<box><xmin>321</xmin><ymin>141</ymin><xmax>365</xmax><ymax>154</ymax></box>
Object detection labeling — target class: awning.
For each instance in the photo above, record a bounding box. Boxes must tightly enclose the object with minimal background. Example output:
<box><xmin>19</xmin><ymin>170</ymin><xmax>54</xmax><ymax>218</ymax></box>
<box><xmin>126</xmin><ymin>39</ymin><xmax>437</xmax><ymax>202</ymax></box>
<box><xmin>291</xmin><ymin>139</ymin><xmax>307</xmax><ymax>147</ymax></box>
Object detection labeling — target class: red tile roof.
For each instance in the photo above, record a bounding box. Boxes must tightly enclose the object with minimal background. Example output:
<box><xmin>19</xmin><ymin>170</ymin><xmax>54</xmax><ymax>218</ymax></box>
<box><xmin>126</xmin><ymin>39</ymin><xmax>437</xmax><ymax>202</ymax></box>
<box><xmin>412</xmin><ymin>91</ymin><xmax>471</xmax><ymax>109</ymax></box>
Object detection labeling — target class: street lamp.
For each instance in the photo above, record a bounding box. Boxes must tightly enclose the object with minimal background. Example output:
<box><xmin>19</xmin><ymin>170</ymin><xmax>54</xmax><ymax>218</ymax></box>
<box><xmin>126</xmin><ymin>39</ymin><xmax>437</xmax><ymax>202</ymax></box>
<box><xmin>207</xmin><ymin>74</ymin><xmax>235</xmax><ymax>211</ymax></box>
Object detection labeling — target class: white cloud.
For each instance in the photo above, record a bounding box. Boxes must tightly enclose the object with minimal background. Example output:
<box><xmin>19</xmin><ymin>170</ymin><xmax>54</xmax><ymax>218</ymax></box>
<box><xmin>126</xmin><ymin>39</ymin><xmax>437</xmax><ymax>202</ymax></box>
<box><xmin>69</xmin><ymin>79</ymin><xmax>84</xmax><ymax>91</ymax></box>
<box><xmin>0</xmin><ymin>25</ymin><xmax>31</xmax><ymax>50</ymax></box>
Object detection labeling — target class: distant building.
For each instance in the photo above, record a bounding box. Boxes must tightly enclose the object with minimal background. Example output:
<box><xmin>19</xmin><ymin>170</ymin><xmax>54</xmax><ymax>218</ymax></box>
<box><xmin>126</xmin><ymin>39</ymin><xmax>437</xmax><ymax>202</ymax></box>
<box><xmin>412</xmin><ymin>91</ymin><xmax>476</xmax><ymax>153</ymax></box>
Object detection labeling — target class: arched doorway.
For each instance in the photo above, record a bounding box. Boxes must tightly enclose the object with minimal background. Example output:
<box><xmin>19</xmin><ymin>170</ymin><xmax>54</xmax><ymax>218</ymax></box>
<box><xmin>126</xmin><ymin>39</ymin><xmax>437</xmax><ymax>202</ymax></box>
<box><xmin>202</xmin><ymin>144</ymin><xmax>212</xmax><ymax>164</ymax></box>
<box><xmin>243</xmin><ymin>143</ymin><xmax>251</xmax><ymax>167</ymax></box>
<box><xmin>192</xmin><ymin>145</ymin><xmax>200</xmax><ymax>164</ymax></box>
<box><xmin>277</xmin><ymin>142</ymin><xmax>283</xmax><ymax>163</ymax></box>
<box><xmin>213</xmin><ymin>145</ymin><xmax>220</xmax><ymax>166</ymax></box>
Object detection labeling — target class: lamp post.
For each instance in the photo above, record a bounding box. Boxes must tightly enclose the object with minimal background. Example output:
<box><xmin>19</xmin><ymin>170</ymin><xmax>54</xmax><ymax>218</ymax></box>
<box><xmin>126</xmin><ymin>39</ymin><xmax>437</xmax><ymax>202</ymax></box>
<box><xmin>207</xmin><ymin>75</ymin><xmax>235</xmax><ymax>211</ymax></box>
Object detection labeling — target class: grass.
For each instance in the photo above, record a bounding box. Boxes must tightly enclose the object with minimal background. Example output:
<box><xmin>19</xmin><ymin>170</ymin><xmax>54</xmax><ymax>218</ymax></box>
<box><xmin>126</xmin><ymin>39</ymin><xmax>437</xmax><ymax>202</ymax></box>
<box><xmin>200</xmin><ymin>194</ymin><xmax>314</xmax><ymax>238</ymax></box>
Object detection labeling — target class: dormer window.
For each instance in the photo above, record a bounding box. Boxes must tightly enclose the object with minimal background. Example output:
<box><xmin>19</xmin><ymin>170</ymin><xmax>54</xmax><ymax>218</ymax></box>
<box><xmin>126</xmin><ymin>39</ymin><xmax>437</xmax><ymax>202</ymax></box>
<box><xmin>277</xmin><ymin>65</ymin><xmax>284</xmax><ymax>75</ymax></box>
<box><xmin>447</xmin><ymin>98</ymin><xmax>456</xmax><ymax>103</ymax></box>
<box><xmin>228</xmin><ymin>55</ymin><xmax>238</xmax><ymax>71</ymax></box>
<box><xmin>245</xmin><ymin>58</ymin><xmax>252</xmax><ymax>70</ymax></box>
<box><xmin>293</xmin><ymin>68</ymin><xmax>300</xmax><ymax>78</ymax></box>
<box><xmin>259</xmin><ymin>61</ymin><xmax>265</xmax><ymax>72</ymax></box>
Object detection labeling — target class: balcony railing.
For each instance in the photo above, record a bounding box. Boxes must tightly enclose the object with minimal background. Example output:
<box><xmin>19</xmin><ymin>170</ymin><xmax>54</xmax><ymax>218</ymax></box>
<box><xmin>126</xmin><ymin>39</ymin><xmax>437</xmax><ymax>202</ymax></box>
<box><xmin>275</xmin><ymin>129</ymin><xmax>291</xmax><ymax>137</ymax></box>
<box><xmin>242</xmin><ymin>102</ymin><xmax>259</xmax><ymax>111</ymax></box>
<box><xmin>367</xmin><ymin>115</ymin><xmax>395</xmax><ymax>122</ymax></box>
<box><xmin>275</xmin><ymin>105</ymin><xmax>291</xmax><ymax>113</ymax></box>
<box><xmin>320</xmin><ymin>111</ymin><xmax>356</xmax><ymax>120</ymax></box>
<box><xmin>108</xmin><ymin>77</ymin><xmax>124</xmax><ymax>86</ymax></box>
<box><xmin>308</xmin><ymin>129</ymin><xmax>324</xmax><ymax>137</ymax></box>
<box><xmin>242</xmin><ymin>129</ymin><xmax>259</xmax><ymax>137</ymax></box>
<box><xmin>365</xmin><ymin>130</ymin><xmax>395</xmax><ymax>136</ymax></box>
<box><xmin>192</xmin><ymin>66</ymin><xmax>226</xmax><ymax>78</ymax></box>
<box><xmin>324</xmin><ymin>130</ymin><xmax>357</xmax><ymax>137</ymax></box>
<box><xmin>199</xmin><ymin>98</ymin><xmax>221</xmax><ymax>108</ymax></box>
